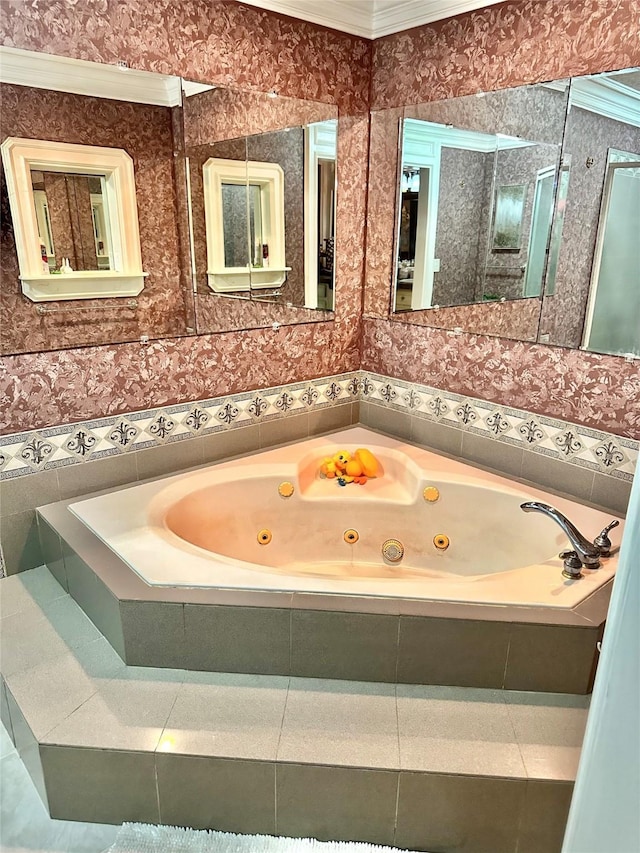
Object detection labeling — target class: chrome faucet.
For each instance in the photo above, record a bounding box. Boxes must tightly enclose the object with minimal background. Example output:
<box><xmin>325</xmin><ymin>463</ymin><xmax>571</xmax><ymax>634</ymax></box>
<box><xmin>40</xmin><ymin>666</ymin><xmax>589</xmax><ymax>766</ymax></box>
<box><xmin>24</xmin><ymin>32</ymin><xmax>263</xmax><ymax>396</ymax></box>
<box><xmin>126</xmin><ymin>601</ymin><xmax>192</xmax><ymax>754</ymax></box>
<box><xmin>520</xmin><ymin>501</ymin><xmax>605</xmax><ymax>578</ymax></box>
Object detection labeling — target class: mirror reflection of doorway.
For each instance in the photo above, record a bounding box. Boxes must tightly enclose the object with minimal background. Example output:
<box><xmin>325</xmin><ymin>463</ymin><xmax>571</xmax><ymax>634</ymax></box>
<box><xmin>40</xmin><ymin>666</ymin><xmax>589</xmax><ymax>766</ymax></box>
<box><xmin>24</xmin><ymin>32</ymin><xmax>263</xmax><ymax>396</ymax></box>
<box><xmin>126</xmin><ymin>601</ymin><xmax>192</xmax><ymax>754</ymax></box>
<box><xmin>583</xmin><ymin>152</ymin><xmax>640</xmax><ymax>357</ymax></box>
<box><xmin>524</xmin><ymin>166</ymin><xmax>555</xmax><ymax>297</ymax></box>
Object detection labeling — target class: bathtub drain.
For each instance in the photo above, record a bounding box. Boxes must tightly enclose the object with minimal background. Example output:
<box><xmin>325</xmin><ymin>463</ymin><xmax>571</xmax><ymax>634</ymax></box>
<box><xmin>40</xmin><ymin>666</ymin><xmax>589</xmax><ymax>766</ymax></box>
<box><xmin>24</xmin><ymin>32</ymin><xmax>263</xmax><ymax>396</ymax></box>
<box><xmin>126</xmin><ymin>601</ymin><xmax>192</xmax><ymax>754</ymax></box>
<box><xmin>382</xmin><ymin>538</ymin><xmax>404</xmax><ymax>563</ymax></box>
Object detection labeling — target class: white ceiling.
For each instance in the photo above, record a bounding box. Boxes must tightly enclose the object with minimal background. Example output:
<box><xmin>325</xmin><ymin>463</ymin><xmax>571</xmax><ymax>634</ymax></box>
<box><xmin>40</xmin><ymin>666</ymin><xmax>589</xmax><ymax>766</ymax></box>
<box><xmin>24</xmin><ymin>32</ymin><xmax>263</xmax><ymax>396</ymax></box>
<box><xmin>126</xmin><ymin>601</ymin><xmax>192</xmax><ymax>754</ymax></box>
<box><xmin>239</xmin><ymin>0</ymin><xmax>506</xmax><ymax>39</ymax></box>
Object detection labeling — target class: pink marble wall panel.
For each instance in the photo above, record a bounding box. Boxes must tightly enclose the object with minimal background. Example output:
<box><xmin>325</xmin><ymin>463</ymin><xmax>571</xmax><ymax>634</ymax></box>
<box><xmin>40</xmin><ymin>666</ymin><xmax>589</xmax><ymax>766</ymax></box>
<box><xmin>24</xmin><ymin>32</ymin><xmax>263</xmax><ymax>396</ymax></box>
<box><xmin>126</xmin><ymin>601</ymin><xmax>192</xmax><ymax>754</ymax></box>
<box><xmin>371</xmin><ymin>0</ymin><xmax>640</xmax><ymax>110</ymax></box>
<box><xmin>400</xmin><ymin>298</ymin><xmax>540</xmax><ymax>342</ymax></box>
<box><xmin>0</xmin><ymin>0</ymin><xmax>371</xmax><ymax>113</ymax></box>
<box><xmin>362</xmin><ymin>318</ymin><xmax>640</xmax><ymax>440</ymax></box>
<box><xmin>0</xmin><ymin>82</ymin><xmax>190</xmax><ymax>355</ymax></box>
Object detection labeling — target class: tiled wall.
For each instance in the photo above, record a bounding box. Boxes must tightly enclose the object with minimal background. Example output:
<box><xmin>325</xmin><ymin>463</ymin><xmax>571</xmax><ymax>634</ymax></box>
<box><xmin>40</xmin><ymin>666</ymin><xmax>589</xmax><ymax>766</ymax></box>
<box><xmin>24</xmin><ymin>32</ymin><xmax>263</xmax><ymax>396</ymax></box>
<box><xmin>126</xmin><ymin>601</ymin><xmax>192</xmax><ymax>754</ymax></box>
<box><xmin>1</xmin><ymin>371</ymin><xmax>636</xmax><ymax>576</ymax></box>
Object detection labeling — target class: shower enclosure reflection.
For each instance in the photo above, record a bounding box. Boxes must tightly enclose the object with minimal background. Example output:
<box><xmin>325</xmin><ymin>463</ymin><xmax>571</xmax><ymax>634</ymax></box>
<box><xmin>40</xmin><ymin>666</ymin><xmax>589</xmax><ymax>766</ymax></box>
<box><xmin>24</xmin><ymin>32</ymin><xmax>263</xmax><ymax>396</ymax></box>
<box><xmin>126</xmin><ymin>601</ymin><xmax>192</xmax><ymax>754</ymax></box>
<box><xmin>583</xmin><ymin>150</ymin><xmax>640</xmax><ymax>357</ymax></box>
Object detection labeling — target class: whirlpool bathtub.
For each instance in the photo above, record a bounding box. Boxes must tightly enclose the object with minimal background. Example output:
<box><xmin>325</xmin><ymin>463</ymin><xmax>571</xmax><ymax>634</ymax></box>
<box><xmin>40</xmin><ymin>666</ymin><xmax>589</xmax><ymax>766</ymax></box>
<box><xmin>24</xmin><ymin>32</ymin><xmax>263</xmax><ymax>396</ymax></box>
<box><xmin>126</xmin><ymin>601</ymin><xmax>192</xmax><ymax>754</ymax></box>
<box><xmin>69</xmin><ymin>427</ymin><xmax>622</xmax><ymax>608</ymax></box>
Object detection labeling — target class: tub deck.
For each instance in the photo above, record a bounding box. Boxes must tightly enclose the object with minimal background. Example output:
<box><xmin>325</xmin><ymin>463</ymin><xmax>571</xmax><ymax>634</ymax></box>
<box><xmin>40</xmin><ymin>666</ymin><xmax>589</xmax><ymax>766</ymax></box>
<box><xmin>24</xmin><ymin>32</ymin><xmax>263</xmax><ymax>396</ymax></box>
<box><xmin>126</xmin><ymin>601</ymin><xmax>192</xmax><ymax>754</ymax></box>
<box><xmin>67</xmin><ymin>427</ymin><xmax>622</xmax><ymax>609</ymax></box>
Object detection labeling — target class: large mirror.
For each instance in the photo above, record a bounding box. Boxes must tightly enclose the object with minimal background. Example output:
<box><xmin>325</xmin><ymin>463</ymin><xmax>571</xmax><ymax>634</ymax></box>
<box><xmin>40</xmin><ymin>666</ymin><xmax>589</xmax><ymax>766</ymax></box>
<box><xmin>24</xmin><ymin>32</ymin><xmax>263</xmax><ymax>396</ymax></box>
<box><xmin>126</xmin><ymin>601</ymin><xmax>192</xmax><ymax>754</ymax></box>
<box><xmin>539</xmin><ymin>69</ymin><xmax>640</xmax><ymax>357</ymax></box>
<box><xmin>365</xmin><ymin>80</ymin><xmax>569</xmax><ymax>342</ymax></box>
<box><xmin>0</xmin><ymin>46</ymin><xmax>195</xmax><ymax>355</ymax></box>
<box><xmin>181</xmin><ymin>84</ymin><xmax>337</xmax><ymax>335</ymax></box>
<box><xmin>0</xmin><ymin>47</ymin><xmax>339</xmax><ymax>354</ymax></box>
<box><xmin>370</xmin><ymin>68</ymin><xmax>640</xmax><ymax>359</ymax></box>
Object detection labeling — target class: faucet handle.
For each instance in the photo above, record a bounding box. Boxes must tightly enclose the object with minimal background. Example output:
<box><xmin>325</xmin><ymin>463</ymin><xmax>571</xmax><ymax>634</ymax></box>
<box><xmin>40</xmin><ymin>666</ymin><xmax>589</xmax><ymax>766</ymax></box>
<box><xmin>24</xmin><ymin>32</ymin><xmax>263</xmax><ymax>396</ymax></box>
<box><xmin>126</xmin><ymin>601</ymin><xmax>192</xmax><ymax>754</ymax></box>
<box><xmin>561</xmin><ymin>550</ymin><xmax>583</xmax><ymax>580</ymax></box>
<box><xmin>594</xmin><ymin>519</ymin><xmax>620</xmax><ymax>557</ymax></box>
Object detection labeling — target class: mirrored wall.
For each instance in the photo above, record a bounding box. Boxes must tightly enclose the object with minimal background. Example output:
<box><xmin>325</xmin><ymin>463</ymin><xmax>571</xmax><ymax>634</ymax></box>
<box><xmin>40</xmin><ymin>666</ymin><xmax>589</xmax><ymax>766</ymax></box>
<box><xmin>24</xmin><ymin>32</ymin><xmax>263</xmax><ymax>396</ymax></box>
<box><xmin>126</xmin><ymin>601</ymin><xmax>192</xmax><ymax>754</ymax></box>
<box><xmin>369</xmin><ymin>68</ymin><xmax>640</xmax><ymax>358</ymax></box>
<box><xmin>0</xmin><ymin>47</ymin><xmax>339</xmax><ymax>355</ymax></box>
<box><xmin>181</xmin><ymin>83</ymin><xmax>337</xmax><ymax>335</ymax></box>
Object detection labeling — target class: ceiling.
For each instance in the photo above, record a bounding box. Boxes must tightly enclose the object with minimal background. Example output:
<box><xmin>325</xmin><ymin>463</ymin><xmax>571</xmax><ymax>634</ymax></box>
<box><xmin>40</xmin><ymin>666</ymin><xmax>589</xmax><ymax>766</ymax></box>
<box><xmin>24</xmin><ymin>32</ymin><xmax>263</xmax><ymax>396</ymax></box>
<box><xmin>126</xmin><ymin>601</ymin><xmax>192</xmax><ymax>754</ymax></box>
<box><xmin>239</xmin><ymin>0</ymin><xmax>505</xmax><ymax>39</ymax></box>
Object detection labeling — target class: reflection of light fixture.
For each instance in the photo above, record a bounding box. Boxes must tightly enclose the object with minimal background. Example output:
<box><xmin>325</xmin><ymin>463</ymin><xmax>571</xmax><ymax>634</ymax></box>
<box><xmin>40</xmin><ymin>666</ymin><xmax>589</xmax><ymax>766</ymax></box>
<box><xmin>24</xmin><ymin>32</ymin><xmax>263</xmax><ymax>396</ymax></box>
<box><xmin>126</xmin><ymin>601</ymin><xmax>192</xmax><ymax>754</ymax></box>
<box><xmin>401</xmin><ymin>167</ymin><xmax>420</xmax><ymax>193</ymax></box>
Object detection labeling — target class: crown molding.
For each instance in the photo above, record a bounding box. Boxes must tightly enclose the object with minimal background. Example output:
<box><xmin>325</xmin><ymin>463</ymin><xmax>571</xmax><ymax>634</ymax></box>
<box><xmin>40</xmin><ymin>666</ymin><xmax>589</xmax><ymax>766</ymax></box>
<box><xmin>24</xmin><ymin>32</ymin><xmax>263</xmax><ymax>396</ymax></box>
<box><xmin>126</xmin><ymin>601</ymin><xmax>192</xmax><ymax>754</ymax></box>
<box><xmin>238</xmin><ymin>0</ymin><xmax>505</xmax><ymax>40</ymax></box>
<box><xmin>372</xmin><ymin>0</ymin><xmax>505</xmax><ymax>38</ymax></box>
<box><xmin>0</xmin><ymin>45</ymin><xmax>183</xmax><ymax>106</ymax></box>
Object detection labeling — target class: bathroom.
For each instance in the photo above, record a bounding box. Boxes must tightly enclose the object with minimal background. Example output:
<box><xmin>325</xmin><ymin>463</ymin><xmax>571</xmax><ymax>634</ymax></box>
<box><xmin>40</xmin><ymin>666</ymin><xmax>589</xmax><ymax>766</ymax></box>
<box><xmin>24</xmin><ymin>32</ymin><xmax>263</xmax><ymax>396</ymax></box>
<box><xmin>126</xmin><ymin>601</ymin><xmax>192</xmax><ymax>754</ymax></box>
<box><xmin>0</xmin><ymin>0</ymin><xmax>639</xmax><ymax>851</ymax></box>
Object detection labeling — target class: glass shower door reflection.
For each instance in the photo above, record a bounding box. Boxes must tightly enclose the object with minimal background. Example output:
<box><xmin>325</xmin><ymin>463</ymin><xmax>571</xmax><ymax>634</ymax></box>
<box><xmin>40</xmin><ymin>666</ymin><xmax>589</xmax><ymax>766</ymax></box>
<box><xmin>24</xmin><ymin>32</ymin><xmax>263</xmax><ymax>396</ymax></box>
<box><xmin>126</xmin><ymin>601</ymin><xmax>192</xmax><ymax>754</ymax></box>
<box><xmin>583</xmin><ymin>157</ymin><xmax>640</xmax><ymax>357</ymax></box>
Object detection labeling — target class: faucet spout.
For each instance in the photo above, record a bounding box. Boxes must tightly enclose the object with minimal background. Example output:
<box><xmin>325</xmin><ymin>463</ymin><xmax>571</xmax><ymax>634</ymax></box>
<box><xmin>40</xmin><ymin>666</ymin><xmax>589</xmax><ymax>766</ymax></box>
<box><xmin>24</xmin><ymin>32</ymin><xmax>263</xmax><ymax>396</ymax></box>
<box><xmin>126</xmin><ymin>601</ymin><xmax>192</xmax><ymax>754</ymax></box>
<box><xmin>520</xmin><ymin>501</ymin><xmax>601</xmax><ymax>568</ymax></box>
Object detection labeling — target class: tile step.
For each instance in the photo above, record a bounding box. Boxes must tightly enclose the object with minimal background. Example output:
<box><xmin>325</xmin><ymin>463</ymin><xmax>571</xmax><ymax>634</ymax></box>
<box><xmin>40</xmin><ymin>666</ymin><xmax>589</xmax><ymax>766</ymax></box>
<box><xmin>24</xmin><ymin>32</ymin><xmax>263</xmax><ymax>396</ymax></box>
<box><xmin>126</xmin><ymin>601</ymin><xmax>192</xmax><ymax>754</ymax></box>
<box><xmin>0</xmin><ymin>567</ymin><xmax>585</xmax><ymax>850</ymax></box>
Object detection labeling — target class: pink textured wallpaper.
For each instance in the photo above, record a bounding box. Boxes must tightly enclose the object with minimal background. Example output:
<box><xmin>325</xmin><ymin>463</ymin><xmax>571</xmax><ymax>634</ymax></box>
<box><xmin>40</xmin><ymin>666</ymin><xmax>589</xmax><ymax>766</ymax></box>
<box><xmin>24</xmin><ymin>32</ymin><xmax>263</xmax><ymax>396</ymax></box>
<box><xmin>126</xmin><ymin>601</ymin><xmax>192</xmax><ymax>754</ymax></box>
<box><xmin>371</xmin><ymin>0</ymin><xmax>640</xmax><ymax>110</ymax></box>
<box><xmin>362</xmin><ymin>319</ymin><xmax>640</xmax><ymax>440</ymax></box>
<box><xmin>0</xmin><ymin>0</ymin><xmax>370</xmax><ymax>113</ymax></box>
<box><xmin>362</xmin><ymin>0</ymin><xmax>640</xmax><ymax>441</ymax></box>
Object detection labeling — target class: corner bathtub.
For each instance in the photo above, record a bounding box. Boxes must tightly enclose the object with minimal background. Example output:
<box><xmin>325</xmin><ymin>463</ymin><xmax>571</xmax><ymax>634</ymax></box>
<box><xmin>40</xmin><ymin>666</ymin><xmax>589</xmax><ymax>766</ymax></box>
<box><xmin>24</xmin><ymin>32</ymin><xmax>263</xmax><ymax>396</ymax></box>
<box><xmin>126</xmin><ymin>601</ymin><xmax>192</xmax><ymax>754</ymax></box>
<box><xmin>69</xmin><ymin>427</ymin><xmax>622</xmax><ymax>608</ymax></box>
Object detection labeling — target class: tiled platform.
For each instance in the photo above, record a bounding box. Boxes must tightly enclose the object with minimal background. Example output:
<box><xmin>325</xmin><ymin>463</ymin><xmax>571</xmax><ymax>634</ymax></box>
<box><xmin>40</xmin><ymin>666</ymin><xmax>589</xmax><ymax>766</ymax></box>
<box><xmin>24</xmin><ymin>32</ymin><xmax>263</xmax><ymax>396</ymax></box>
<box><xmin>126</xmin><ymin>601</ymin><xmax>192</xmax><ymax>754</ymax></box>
<box><xmin>0</xmin><ymin>567</ymin><xmax>586</xmax><ymax>852</ymax></box>
<box><xmin>36</xmin><ymin>490</ymin><xmax>611</xmax><ymax>694</ymax></box>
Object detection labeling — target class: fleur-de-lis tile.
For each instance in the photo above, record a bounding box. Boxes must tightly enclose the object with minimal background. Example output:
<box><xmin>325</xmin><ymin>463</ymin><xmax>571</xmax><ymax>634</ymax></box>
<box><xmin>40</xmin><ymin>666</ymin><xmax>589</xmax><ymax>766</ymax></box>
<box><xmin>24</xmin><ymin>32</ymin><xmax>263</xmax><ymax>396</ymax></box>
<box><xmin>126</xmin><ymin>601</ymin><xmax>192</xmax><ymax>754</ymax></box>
<box><xmin>554</xmin><ymin>429</ymin><xmax>583</xmax><ymax>457</ymax></box>
<box><xmin>184</xmin><ymin>406</ymin><xmax>210</xmax><ymax>433</ymax></box>
<box><xmin>455</xmin><ymin>402</ymin><xmax>477</xmax><ymax>426</ymax></box>
<box><xmin>360</xmin><ymin>377</ymin><xmax>374</xmax><ymax>397</ymax></box>
<box><xmin>300</xmin><ymin>386</ymin><xmax>319</xmax><ymax>407</ymax></box>
<box><xmin>19</xmin><ymin>434</ymin><xmax>54</xmax><ymax>469</ymax></box>
<box><xmin>65</xmin><ymin>428</ymin><xmax>98</xmax><ymax>459</ymax></box>
<box><xmin>403</xmin><ymin>389</ymin><xmax>422</xmax><ymax>410</ymax></box>
<box><xmin>246</xmin><ymin>395</ymin><xmax>269</xmax><ymax>419</ymax></box>
<box><xmin>379</xmin><ymin>383</ymin><xmax>397</xmax><ymax>403</ymax></box>
<box><xmin>593</xmin><ymin>440</ymin><xmax>626</xmax><ymax>469</ymax></box>
<box><xmin>485</xmin><ymin>412</ymin><xmax>510</xmax><ymax>436</ymax></box>
<box><xmin>518</xmin><ymin>419</ymin><xmax>545</xmax><ymax>445</ymax></box>
<box><xmin>216</xmin><ymin>402</ymin><xmax>240</xmax><ymax>427</ymax></box>
<box><xmin>148</xmin><ymin>413</ymin><xmax>176</xmax><ymax>441</ymax></box>
<box><xmin>275</xmin><ymin>391</ymin><xmax>295</xmax><ymax>413</ymax></box>
<box><xmin>347</xmin><ymin>377</ymin><xmax>360</xmax><ymax>397</ymax></box>
<box><xmin>108</xmin><ymin>419</ymin><xmax>139</xmax><ymax>449</ymax></box>
<box><xmin>325</xmin><ymin>382</ymin><xmax>342</xmax><ymax>401</ymax></box>
<box><xmin>428</xmin><ymin>396</ymin><xmax>449</xmax><ymax>419</ymax></box>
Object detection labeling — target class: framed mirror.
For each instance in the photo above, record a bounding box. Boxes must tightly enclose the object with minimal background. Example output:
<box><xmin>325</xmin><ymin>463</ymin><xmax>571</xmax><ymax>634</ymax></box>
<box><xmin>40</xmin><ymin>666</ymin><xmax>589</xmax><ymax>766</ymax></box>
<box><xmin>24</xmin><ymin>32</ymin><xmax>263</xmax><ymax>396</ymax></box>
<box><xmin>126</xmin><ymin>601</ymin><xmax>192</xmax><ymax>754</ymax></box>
<box><xmin>181</xmin><ymin>83</ymin><xmax>338</xmax><ymax>335</ymax></box>
<box><xmin>2</xmin><ymin>136</ymin><xmax>147</xmax><ymax>301</ymax></box>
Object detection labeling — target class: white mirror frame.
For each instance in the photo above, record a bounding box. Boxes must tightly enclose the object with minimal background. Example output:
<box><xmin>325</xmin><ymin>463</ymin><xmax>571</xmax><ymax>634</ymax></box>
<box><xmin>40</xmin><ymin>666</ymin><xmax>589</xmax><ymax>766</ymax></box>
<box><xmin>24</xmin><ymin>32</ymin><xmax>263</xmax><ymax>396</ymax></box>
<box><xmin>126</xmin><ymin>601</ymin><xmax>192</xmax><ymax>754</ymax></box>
<box><xmin>1</xmin><ymin>137</ymin><xmax>147</xmax><ymax>302</ymax></box>
<box><xmin>203</xmin><ymin>157</ymin><xmax>289</xmax><ymax>292</ymax></box>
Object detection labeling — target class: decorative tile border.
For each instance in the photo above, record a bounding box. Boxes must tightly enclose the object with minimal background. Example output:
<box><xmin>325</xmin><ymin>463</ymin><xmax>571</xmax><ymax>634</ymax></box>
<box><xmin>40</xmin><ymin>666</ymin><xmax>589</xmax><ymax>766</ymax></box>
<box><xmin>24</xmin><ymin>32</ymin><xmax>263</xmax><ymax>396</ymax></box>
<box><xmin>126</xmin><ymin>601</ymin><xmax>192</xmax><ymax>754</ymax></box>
<box><xmin>0</xmin><ymin>370</ymin><xmax>636</xmax><ymax>483</ymax></box>
<box><xmin>361</xmin><ymin>372</ymin><xmax>638</xmax><ymax>482</ymax></box>
<box><xmin>0</xmin><ymin>373</ymin><xmax>360</xmax><ymax>480</ymax></box>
